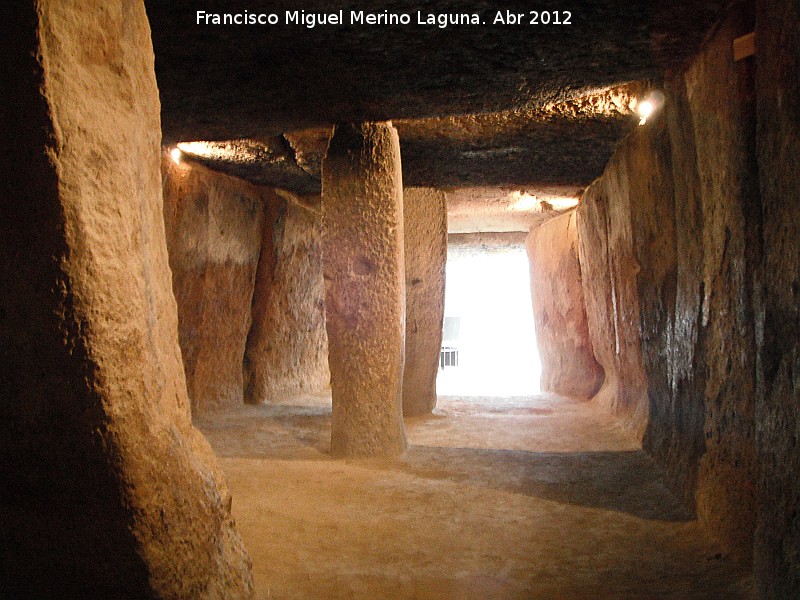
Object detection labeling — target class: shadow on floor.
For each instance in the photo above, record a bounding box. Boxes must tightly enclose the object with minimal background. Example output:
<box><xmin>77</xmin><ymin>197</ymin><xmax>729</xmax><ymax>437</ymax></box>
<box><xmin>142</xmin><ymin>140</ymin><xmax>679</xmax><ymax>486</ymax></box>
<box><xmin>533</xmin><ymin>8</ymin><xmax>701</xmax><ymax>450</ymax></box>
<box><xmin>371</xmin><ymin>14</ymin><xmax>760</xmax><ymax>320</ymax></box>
<box><xmin>199</xmin><ymin>413</ymin><xmax>690</xmax><ymax>522</ymax></box>
<box><xmin>196</xmin><ymin>404</ymin><xmax>332</xmax><ymax>459</ymax></box>
<box><xmin>397</xmin><ymin>445</ymin><xmax>693</xmax><ymax>522</ymax></box>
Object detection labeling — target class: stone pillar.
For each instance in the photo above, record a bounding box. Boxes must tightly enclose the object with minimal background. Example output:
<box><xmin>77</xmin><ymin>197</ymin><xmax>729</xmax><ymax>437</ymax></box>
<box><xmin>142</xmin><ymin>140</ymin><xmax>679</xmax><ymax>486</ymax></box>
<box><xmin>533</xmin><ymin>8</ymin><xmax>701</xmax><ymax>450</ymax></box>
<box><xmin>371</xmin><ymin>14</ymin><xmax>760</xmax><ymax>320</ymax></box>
<box><xmin>322</xmin><ymin>122</ymin><xmax>407</xmax><ymax>457</ymax></box>
<box><xmin>402</xmin><ymin>188</ymin><xmax>448</xmax><ymax>416</ymax></box>
<box><xmin>0</xmin><ymin>2</ymin><xmax>252</xmax><ymax>597</ymax></box>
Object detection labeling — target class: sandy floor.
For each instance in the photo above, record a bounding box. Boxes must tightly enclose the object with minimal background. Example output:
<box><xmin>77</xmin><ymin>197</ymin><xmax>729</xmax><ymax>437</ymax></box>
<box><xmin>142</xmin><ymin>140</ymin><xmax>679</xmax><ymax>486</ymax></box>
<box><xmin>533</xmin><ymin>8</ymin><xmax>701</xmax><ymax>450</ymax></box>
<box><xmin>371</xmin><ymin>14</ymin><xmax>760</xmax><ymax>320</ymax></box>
<box><xmin>196</xmin><ymin>394</ymin><xmax>753</xmax><ymax>599</ymax></box>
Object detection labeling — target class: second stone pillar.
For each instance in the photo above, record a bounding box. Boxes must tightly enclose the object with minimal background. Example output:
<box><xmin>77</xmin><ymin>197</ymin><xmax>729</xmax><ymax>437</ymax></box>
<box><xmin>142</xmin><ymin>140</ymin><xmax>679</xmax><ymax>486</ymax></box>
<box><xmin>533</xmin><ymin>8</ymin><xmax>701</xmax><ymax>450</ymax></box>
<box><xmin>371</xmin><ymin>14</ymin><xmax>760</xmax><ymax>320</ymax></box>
<box><xmin>322</xmin><ymin>122</ymin><xmax>408</xmax><ymax>457</ymax></box>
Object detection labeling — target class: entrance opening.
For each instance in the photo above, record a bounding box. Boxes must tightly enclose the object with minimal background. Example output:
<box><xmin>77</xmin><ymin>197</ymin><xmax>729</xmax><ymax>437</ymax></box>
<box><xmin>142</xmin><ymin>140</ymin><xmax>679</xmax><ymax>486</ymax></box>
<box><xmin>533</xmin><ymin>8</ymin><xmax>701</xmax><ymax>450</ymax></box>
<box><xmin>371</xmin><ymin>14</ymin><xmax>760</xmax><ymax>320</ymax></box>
<box><xmin>436</xmin><ymin>245</ymin><xmax>541</xmax><ymax>397</ymax></box>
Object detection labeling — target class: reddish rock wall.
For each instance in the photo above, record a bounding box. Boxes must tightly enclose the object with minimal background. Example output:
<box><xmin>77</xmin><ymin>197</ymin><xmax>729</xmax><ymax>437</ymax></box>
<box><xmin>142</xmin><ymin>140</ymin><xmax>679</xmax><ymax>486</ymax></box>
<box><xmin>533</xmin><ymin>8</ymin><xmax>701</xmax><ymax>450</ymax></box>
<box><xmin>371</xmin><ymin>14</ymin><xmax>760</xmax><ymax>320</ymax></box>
<box><xmin>163</xmin><ymin>159</ymin><xmax>267</xmax><ymax>415</ymax></box>
<box><xmin>578</xmin><ymin>4</ymin><xmax>766</xmax><ymax>574</ymax></box>
<box><xmin>244</xmin><ymin>195</ymin><xmax>330</xmax><ymax>403</ymax></box>
<box><xmin>607</xmin><ymin>117</ymin><xmax>679</xmax><ymax>458</ymax></box>
<box><xmin>576</xmin><ymin>172</ymin><xmax>650</xmax><ymax>441</ymax></box>
<box><xmin>754</xmin><ymin>0</ymin><xmax>800</xmax><ymax>596</ymax></box>
<box><xmin>526</xmin><ymin>211</ymin><xmax>603</xmax><ymax>399</ymax></box>
<box><xmin>0</xmin><ymin>2</ymin><xmax>252</xmax><ymax>596</ymax></box>
<box><xmin>402</xmin><ymin>188</ymin><xmax>447</xmax><ymax>416</ymax></box>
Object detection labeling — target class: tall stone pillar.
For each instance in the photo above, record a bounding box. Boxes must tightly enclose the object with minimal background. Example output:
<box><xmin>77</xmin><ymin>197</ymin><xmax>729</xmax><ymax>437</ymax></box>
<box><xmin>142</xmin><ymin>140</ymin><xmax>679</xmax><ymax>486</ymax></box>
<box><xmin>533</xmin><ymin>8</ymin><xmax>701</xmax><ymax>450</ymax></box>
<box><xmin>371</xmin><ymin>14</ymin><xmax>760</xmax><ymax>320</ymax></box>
<box><xmin>322</xmin><ymin>122</ymin><xmax>408</xmax><ymax>457</ymax></box>
<box><xmin>402</xmin><ymin>188</ymin><xmax>448</xmax><ymax>416</ymax></box>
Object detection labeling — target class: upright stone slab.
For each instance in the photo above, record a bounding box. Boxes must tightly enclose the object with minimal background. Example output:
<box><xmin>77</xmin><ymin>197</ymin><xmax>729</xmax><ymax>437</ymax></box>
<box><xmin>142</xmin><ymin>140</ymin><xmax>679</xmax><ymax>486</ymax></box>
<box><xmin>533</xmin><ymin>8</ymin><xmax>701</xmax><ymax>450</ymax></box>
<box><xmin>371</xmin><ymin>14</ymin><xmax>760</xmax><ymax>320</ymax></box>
<box><xmin>577</xmin><ymin>180</ymin><xmax>650</xmax><ymax>440</ymax></box>
<box><xmin>162</xmin><ymin>158</ymin><xmax>266</xmax><ymax>415</ymax></box>
<box><xmin>244</xmin><ymin>194</ymin><xmax>331</xmax><ymax>404</ymax></box>
<box><xmin>683</xmin><ymin>11</ymin><xmax>759</xmax><ymax>558</ymax></box>
<box><xmin>754</xmin><ymin>0</ymin><xmax>800</xmax><ymax>596</ymax></box>
<box><xmin>322</xmin><ymin>122</ymin><xmax>408</xmax><ymax>457</ymax></box>
<box><xmin>0</xmin><ymin>2</ymin><xmax>252</xmax><ymax>597</ymax></box>
<box><xmin>577</xmin><ymin>8</ymin><xmax>762</xmax><ymax>563</ymax></box>
<box><xmin>526</xmin><ymin>211</ymin><xmax>603</xmax><ymax>400</ymax></box>
<box><xmin>402</xmin><ymin>188</ymin><xmax>447</xmax><ymax>416</ymax></box>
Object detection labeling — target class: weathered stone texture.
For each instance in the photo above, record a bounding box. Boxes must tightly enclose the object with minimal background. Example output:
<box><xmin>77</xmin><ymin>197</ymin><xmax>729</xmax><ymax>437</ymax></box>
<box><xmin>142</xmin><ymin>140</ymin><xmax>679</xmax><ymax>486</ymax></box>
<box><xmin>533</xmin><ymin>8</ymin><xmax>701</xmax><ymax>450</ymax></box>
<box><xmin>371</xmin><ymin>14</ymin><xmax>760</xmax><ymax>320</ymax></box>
<box><xmin>0</xmin><ymin>2</ymin><xmax>252</xmax><ymax>597</ymax></box>
<box><xmin>322</xmin><ymin>122</ymin><xmax>408</xmax><ymax>457</ymax></box>
<box><xmin>576</xmin><ymin>181</ymin><xmax>624</xmax><ymax>418</ymax></box>
<box><xmin>244</xmin><ymin>195</ymin><xmax>330</xmax><ymax>403</ymax></box>
<box><xmin>753</xmin><ymin>0</ymin><xmax>800</xmax><ymax>596</ymax></box>
<box><xmin>448</xmin><ymin>231</ymin><xmax>529</xmax><ymax>253</ymax></box>
<box><xmin>526</xmin><ymin>211</ymin><xmax>603</xmax><ymax>399</ymax></box>
<box><xmin>163</xmin><ymin>159</ymin><xmax>266</xmax><ymax>416</ymax></box>
<box><xmin>576</xmin><ymin>173</ymin><xmax>650</xmax><ymax>441</ymax></box>
<box><xmin>608</xmin><ymin>118</ymin><xmax>677</xmax><ymax>453</ymax></box>
<box><xmin>402</xmin><ymin>188</ymin><xmax>447</xmax><ymax>416</ymax></box>
<box><xmin>149</xmin><ymin>1</ymin><xmax>726</xmax><ymax>143</ymax></box>
<box><xmin>654</xmin><ymin>74</ymin><xmax>708</xmax><ymax>517</ymax></box>
<box><xmin>683</xmin><ymin>11</ymin><xmax>759</xmax><ymax>560</ymax></box>
<box><xmin>578</xmin><ymin>6</ymin><xmax>761</xmax><ymax>568</ymax></box>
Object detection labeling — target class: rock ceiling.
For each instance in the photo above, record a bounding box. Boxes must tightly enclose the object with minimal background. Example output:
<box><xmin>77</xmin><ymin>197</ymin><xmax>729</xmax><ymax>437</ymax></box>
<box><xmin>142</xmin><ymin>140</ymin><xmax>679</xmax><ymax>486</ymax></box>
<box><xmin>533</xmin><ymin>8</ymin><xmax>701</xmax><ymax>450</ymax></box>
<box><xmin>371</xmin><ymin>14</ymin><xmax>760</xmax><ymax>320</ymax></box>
<box><xmin>148</xmin><ymin>0</ymin><xmax>726</xmax><ymax>229</ymax></box>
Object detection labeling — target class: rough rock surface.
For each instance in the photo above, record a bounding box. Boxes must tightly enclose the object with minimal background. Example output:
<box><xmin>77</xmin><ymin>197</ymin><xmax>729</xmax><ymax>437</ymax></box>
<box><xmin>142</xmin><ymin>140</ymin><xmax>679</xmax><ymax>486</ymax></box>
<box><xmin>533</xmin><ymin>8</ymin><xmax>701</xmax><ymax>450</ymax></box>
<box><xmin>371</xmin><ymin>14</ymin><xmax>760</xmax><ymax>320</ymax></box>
<box><xmin>402</xmin><ymin>188</ymin><xmax>447</xmax><ymax>416</ymax></box>
<box><xmin>149</xmin><ymin>1</ymin><xmax>726</xmax><ymax>141</ymax></box>
<box><xmin>655</xmin><ymin>72</ymin><xmax>708</xmax><ymax>522</ymax></box>
<box><xmin>609</xmin><ymin>119</ymin><xmax>677</xmax><ymax>453</ymax></box>
<box><xmin>754</xmin><ymin>0</ymin><xmax>800</xmax><ymax>596</ymax></box>
<box><xmin>174</xmin><ymin>86</ymin><xmax>642</xmax><ymax>195</ymax></box>
<box><xmin>322</xmin><ymin>123</ymin><xmax>407</xmax><ymax>457</ymax></box>
<box><xmin>397</xmin><ymin>85</ymin><xmax>642</xmax><ymax>189</ymax></box>
<box><xmin>448</xmin><ymin>232</ymin><xmax>528</xmax><ymax>255</ymax></box>
<box><xmin>577</xmin><ymin>4</ymin><xmax>764</xmax><ymax>572</ymax></box>
<box><xmin>681</xmin><ymin>11</ymin><xmax>759</xmax><ymax>561</ymax></box>
<box><xmin>178</xmin><ymin>137</ymin><xmax>321</xmax><ymax>195</ymax></box>
<box><xmin>0</xmin><ymin>2</ymin><xmax>252</xmax><ymax>596</ymax></box>
<box><xmin>150</xmin><ymin>1</ymin><xmax>728</xmax><ymax>205</ymax></box>
<box><xmin>445</xmin><ymin>186</ymin><xmax>579</xmax><ymax>233</ymax></box>
<box><xmin>526</xmin><ymin>211</ymin><xmax>603</xmax><ymax>400</ymax></box>
<box><xmin>162</xmin><ymin>158</ymin><xmax>267</xmax><ymax>416</ymax></box>
<box><xmin>576</xmin><ymin>175</ymin><xmax>650</xmax><ymax>441</ymax></box>
<box><xmin>244</xmin><ymin>195</ymin><xmax>330</xmax><ymax>403</ymax></box>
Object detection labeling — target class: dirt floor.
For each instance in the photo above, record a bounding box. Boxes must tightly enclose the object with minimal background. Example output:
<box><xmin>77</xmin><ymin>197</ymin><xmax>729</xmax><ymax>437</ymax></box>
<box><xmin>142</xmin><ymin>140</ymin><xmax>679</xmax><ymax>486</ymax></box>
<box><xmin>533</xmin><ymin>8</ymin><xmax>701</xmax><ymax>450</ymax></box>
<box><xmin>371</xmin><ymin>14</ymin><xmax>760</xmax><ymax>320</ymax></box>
<box><xmin>196</xmin><ymin>394</ymin><xmax>753</xmax><ymax>599</ymax></box>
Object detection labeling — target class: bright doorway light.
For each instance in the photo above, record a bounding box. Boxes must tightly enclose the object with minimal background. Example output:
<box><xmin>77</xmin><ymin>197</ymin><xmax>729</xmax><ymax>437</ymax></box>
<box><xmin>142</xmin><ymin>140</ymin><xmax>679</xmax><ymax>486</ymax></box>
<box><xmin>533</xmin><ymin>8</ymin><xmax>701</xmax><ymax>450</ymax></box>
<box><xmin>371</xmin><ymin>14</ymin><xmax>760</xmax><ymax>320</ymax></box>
<box><xmin>437</xmin><ymin>246</ymin><xmax>541</xmax><ymax>397</ymax></box>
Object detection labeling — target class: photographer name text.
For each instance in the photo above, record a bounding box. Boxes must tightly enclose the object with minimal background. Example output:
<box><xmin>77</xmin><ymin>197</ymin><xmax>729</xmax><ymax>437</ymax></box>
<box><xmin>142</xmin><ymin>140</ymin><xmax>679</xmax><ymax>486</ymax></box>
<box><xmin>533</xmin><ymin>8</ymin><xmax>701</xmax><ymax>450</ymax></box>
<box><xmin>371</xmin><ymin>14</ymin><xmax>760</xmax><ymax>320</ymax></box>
<box><xmin>196</xmin><ymin>9</ymin><xmax>573</xmax><ymax>29</ymax></box>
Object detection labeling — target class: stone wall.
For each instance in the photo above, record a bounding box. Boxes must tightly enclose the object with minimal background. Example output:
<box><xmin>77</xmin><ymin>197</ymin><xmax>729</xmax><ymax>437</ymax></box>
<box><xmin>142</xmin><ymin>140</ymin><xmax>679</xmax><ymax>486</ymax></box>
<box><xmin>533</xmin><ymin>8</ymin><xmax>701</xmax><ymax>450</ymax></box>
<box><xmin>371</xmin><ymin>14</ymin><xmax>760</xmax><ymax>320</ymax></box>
<box><xmin>163</xmin><ymin>164</ymin><xmax>330</xmax><ymax>410</ymax></box>
<box><xmin>753</xmin><ymin>0</ymin><xmax>800</xmax><ymax>596</ymax></box>
<box><xmin>576</xmin><ymin>173</ymin><xmax>650</xmax><ymax>441</ymax></box>
<box><xmin>162</xmin><ymin>159</ymin><xmax>267</xmax><ymax>415</ymax></box>
<box><xmin>680</xmin><ymin>10</ymin><xmax>759</xmax><ymax>560</ymax></box>
<box><xmin>402</xmin><ymin>188</ymin><xmax>447</xmax><ymax>416</ymax></box>
<box><xmin>244</xmin><ymin>195</ymin><xmax>330</xmax><ymax>403</ymax></box>
<box><xmin>0</xmin><ymin>1</ymin><xmax>252</xmax><ymax>596</ymax></box>
<box><xmin>576</xmin><ymin>6</ymin><xmax>799</xmax><ymax>593</ymax></box>
<box><xmin>526</xmin><ymin>211</ymin><xmax>603</xmax><ymax>399</ymax></box>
